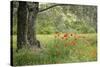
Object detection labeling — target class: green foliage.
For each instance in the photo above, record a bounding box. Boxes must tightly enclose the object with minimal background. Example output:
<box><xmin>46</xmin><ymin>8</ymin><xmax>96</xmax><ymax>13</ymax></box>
<box><xmin>12</xmin><ymin>4</ymin><xmax>97</xmax><ymax>35</ymax></box>
<box><xmin>36</xmin><ymin>4</ymin><xmax>97</xmax><ymax>34</ymax></box>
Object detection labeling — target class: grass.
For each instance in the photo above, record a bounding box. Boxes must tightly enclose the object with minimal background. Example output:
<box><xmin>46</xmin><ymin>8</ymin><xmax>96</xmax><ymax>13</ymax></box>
<box><xmin>12</xmin><ymin>33</ymin><xmax>97</xmax><ymax>66</ymax></box>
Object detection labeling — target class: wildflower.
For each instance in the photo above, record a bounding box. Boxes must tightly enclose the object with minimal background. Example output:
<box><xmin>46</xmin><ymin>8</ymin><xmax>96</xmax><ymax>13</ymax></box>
<box><xmin>64</xmin><ymin>33</ymin><xmax>68</xmax><ymax>37</ymax></box>
<box><xmin>61</xmin><ymin>33</ymin><xmax>68</xmax><ymax>40</ymax></box>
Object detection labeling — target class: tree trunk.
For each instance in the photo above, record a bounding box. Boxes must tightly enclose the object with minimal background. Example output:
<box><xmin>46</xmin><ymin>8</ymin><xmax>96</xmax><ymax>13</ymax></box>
<box><xmin>26</xmin><ymin>2</ymin><xmax>40</xmax><ymax>48</ymax></box>
<box><xmin>15</xmin><ymin>1</ymin><xmax>61</xmax><ymax>50</ymax></box>
<box><xmin>17</xmin><ymin>1</ymin><xmax>27</xmax><ymax>49</ymax></box>
<box><xmin>17</xmin><ymin>1</ymin><xmax>40</xmax><ymax>50</ymax></box>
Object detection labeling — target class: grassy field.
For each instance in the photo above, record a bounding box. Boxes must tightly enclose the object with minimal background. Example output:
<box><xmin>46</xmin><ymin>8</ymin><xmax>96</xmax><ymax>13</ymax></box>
<box><xmin>12</xmin><ymin>33</ymin><xmax>97</xmax><ymax>66</ymax></box>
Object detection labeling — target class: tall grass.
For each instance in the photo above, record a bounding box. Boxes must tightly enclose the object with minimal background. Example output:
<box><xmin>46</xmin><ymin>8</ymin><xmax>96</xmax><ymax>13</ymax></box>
<box><xmin>12</xmin><ymin>33</ymin><xmax>97</xmax><ymax>66</ymax></box>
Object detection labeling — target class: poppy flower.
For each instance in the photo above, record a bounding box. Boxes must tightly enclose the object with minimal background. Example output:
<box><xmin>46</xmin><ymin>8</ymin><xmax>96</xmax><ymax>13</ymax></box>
<box><xmin>62</xmin><ymin>33</ymin><xmax>68</xmax><ymax>40</ymax></box>
<box><xmin>64</xmin><ymin>33</ymin><xmax>68</xmax><ymax>37</ymax></box>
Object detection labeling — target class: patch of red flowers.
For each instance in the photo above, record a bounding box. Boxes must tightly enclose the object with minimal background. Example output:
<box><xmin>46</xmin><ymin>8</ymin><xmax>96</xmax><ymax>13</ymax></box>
<box><xmin>64</xmin><ymin>33</ymin><xmax>68</xmax><ymax>37</ymax></box>
<box><xmin>61</xmin><ymin>33</ymin><xmax>68</xmax><ymax>40</ymax></box>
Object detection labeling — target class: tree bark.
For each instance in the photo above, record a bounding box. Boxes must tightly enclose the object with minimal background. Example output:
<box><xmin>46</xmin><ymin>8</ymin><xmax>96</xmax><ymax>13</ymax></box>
<box><xmin>26</xmin><ymin>2</ymin><xmax>40</xmax><ymax>47</ymax></box>
<box><xmin>17</xmin><ymin>1</ymin><xmax>40</xmax><ymax>50</ymax></box>
<box><xmin>17</xmin><ymin>1</ymin><xmax>27</xmax><ymax>49</ymax></box>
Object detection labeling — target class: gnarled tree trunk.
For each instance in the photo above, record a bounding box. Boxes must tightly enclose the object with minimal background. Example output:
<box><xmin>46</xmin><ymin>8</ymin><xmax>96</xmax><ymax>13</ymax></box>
<box><xmin>26</xmin><ymin>2</ymin><xmax>40</xmax><ymax>48</ymax></box>
<box><xmin>17</xmin><ymin>1</ymin><xmax>40</xmax><ymax>50</ymax></box>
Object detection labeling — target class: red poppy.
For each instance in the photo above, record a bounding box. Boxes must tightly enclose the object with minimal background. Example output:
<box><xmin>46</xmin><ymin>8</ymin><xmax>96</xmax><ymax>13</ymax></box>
<box><xmin>64</xmin><ymin>33</ymin><xmax>68</xmax><ymax>37</ymax></box>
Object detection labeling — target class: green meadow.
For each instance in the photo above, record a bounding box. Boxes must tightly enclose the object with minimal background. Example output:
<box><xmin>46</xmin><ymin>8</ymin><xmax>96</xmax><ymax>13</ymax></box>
<box><xmin>13</xmin><ymin>33</ymin><xmax>97</xmax><ymax>66</ymax></box>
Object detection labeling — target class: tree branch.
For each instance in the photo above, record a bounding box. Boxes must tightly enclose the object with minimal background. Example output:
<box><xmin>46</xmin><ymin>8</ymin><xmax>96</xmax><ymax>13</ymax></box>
<box><xmin>38</xmin><ymin>4</ymin><xmax>61</xmax><ymax>13</ymax></box>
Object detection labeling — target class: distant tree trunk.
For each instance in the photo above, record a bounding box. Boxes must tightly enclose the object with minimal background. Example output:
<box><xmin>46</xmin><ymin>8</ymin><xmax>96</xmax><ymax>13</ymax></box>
<box><xmin>17</xmin><ymin>1</ymin><xmax>27</xmax><ymax>49</ymax></box>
